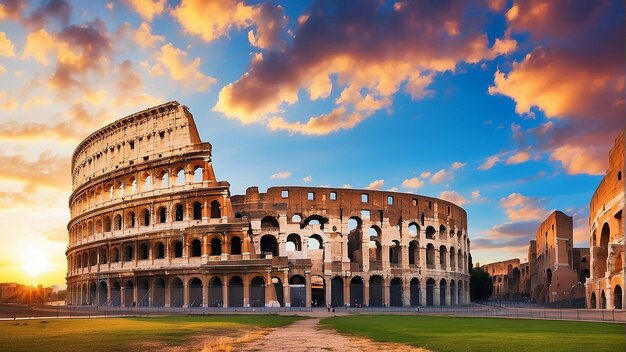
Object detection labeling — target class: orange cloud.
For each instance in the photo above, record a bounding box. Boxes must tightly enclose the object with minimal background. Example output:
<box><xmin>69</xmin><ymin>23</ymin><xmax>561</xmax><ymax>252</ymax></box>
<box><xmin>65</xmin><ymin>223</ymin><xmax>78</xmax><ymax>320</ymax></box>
<box><xmin>126</xmin><ymin>0</ymin><xmax>166</xmax><ymax>21</ymax></box>
<box><xmin>172</xmin><ymin>0</ymin><xmax>255</xmax><ymax>42</ymax></box>
<box><xmin>133</xmin><ymin>21</ymin><xmax>164</xmax><ymax>48</ymax></box>
<box><xmin>214</xmin><ymin>1</ymin><xmax>516</xmax><ymax>134</ymax></box>
<box><xmin>153</xmin><ymin>43</ymin><xmax>216</xmax><ymax>92</ymax></box>
<box><xmin>367</xmin><ymin>179</ymin><xmax>385</xmax><ymax>190</ymax></box>
<box><xmin>439</xmin><ymin>191</ymin><xmax>467</xmax><ymax>206</ymax></box>
<box><xmin>270</xmin><ymin>171</ymin><xmax>291</xmax><ymax>179</ymax></box>
<box><xmin>0</xmin><ymin>152</ymin><xmax>71</xmax><ymax>192</ymax></box>
<box><xmin>505</xmin><ymin>151</ymin><xmax>530</xmax><ymax>165</ymax></box>
<box><xmin>0</xmin><ymin>32</ymin><xmax>15</xmax><ymax>56</ymax></box>
<box><xmin>402</xmin><ymin>177</ymin><xmax>424</xmax><ymax>190</ymax></box>
<box><xmin>478</xmin><ymin>154</ymin><xmax>500</xmax><ymax>170</ymax></box>
<box><xmin>500</xmin><ymin>193</ymin><xmax>550</xmax><ymax>222</ymax></box>
<box><xmin>550</xmin><ymin>145</ymin><xmax>606</xmax><ymax>175</ymax></box>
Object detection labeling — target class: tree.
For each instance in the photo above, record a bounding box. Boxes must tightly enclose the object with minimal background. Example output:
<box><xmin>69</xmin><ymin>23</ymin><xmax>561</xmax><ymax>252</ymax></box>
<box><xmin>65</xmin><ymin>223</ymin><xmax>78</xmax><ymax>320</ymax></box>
<box><xmin>470</xmin><ymin>267</ymin><xmax>493</xmax><ymax>301</ymax></box>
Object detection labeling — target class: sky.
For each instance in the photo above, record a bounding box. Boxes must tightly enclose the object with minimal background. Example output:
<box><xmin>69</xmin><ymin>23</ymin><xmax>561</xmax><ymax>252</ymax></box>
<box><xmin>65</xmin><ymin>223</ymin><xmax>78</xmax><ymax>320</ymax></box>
<box><xmin>0</xmin><ymin>0</ymin><xmax>623</xmax><ymax>288</ymax></box>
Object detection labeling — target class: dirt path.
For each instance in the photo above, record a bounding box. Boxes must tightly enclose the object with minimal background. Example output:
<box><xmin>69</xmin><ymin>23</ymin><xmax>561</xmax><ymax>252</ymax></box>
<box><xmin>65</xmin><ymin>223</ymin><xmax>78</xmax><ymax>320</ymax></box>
<box><xmin>237</xmin><ymin>318</ymin><xmax>428</xmax><ymax>352</ymax></box>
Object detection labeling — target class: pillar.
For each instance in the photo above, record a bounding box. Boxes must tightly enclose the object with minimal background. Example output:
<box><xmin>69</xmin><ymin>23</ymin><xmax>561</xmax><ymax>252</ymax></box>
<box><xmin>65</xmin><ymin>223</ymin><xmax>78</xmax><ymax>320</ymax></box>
<box><xmin>434</xmin><ymin>284</ymin><xmax>440</xmax><ymax>306</ymax></box>
<box><xmin>120</xmin><ymin>286</ymin><xmax>126</xmax><ymax>307</ymax></box>
<box><xmin>243</xmin><ymin>278</ymin><xmax>250</xmax><ymax>307</ymax></box>
<box><xmin>183</xmin><ymin>282</ymin><xmax>189</xmax><ymax>308</ymax></box>
<box><xmin>222</xmin><ymin>275</ymin><xmax>229</xmax><ymax>307</ymax></box>
<box><xmin>305</xmin><ymin>273</ymin><xmax>312</xmax><ymax>307</ymax></box>
<box><xmin>344</xmin><ymin>278</ymin><xmax>350</xmax><ymax>307</ymax></box>
<box><xmin>384</xmin><ymin>283</ymin><xmax>390</xmax><ymax>307</ymax></box>
<box><xmin>364</xmin><ymin>283</ymin><xmax>370</xmax><ymax>307</ymax></box>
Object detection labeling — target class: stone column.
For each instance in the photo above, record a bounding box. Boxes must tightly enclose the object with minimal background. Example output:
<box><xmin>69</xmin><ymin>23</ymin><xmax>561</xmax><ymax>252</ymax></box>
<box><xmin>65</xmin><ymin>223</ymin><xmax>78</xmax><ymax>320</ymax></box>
<box><xmin>402</xmin><ymin>280</ymin><xmax>410</xmax><ymax>307</ymax></box>
<box><xmin>183</xmin><ymin>282</ymin><xmax>189</xmax><ymax>308</ymax></box>
<box><xmin>364</xmin><ymin>282</ymin><xmax>370</xmax><ymax>307</ymax></box>
<box><xmin>120</xmin><ymin>286</ymin><xmax>126</xmax><ymax>307</ymax></box>
<box><xmin>283</xmin><ymin>272</ymin><xmax>291</xmax><ymax>307</ymax></box>
<box><xmin>265</xmin><ymin>273</ymin><xmax>273</xmax><ymax>307</ymax></box>
<box><xmin>344</xmin><ymin>279</ymin><xmax>351</xmax><ymax>307</ymax></box>
<box><xmin>384</xmin><ymin>282</ymin><xmax>390</xmax><ymax>307</ymax></box>
<box><xmin>222</xmin><ymin>275</ymin><xmax>229</xmax><ymax>308</ymax></box>
<box><xmin>382</xmin><ymin>244</ymin><xmax>390</xmax><ymax>271</ymax></box>
<box><xmin>305</xmin><ymin>273</ymin><xmax>312</xmax><ymax>308</ymax></box>
<box><xmin>434</xmin><ymin>283</ymin><xmax>440</xmax><ymax>306</ymax></box>
<box><xmin>243</xmin><ymin>278</ymin><xmax>250</xmax><ymax>307</ymax></box>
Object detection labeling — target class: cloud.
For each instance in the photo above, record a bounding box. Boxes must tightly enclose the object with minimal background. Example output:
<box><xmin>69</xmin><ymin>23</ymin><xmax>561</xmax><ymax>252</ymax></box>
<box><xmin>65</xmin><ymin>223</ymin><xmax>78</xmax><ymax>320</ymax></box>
<box><xmin>270</xmin><ymin>171</ymin><xmax>291</xmax><ymax>179</ymax></box>
<box><xmin>420</xmin><ymin>171</ymin><xmax>431</xmax><ymax>178</ymax></box>
<box><xmin>505</xmin><ymin>151</ymin><xmax>530</xmax><ymax>165</ymax></box>
<box><xmin>500</xmin><ymin>193</ymin><xmax>550</xmax><ymax>222</ymax></box>
<box><xmin>478</xmin><ymin>154</ymin><xmax>500</xmax><ymax>170</ymax></box>
<box><xmin>490</xmin><ymin>0</ymin><xmax>624</xmax><ymax>175</ymax></box>
<box><xmin>153</xmin><ymin>43</ymin><xmax>217</xmax><ymax>91</ymax></box>
<box><xmin>472</xmin><ymin>221</ymin><xmax>540</xmax><ymax>251</ymax></box>
<box><xmin>450</xmin><ymin>161</ymin><xmax>466</xmax><ymax>170</ymax></box>
<box><xmin>126</xmin><ymin>0</ymin><xmax>166</xmax><ymax>21</ymax></box>
<box><xmin>402</xmin><ymin>177</ymin><xmax>424</xmax><ymax>190</ymax></box>
<box><xmin>0</xmin><ymin>32</ymin><xmax>15</xmax><ymax>56</ymax></box>
<box><xmin>367</xmin><ymin>179</ymin><xmax>384</xmax><ymax>190</ymax></box>
<box><xmin>0</xmin><ymin>152</ymin><xmax>71</xmax><ymax>192</ymax></box>
<box><xmin>302</xmin><ymin>175</ymin><xmax>312</xmax><ymax>183</ymax></box>
<box><xmin>430</xmin><ymin>169</ymin><xmax>447</xmax><ymax>184</ymax></box>
<box><xmin>439</xmin><ymin>190</ymin><xmax>467</xmax><ymax>206</ymax></box>
<box><xmin>114</xmin><ymin>60</ymin><xmax>160</xmax><ymax>108</ymax></box>
<box><xmin>133</xmin><ymin>21</ymin><xmax>164</xmax><ymax>48</ymax></box>
<box><xmin>25</xmin><ymin>0</ymin><xmax>72</xmax><ymax>29</ymax></box>
<box><xmin>0</xmin><ymin>0</ymin><xmax>26</xmax><ymax>20</ymax></box>
<box><xmin>214</xmin><ymin>1</ymin><xmax>516</xmax><ymax>134</ymax></box>
<box><xmin>172</xmin><ymin>0</ymin><xmax>287</xmax><ymax>50</ymax></box>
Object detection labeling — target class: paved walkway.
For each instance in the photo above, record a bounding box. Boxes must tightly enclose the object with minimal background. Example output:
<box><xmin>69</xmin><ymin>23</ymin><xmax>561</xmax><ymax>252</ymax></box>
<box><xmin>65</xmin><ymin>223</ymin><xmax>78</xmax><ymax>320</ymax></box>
<box><xmin>237</xmin><ymin>318</ymin><xmax>427</xmax><ymax>352</ymax></box>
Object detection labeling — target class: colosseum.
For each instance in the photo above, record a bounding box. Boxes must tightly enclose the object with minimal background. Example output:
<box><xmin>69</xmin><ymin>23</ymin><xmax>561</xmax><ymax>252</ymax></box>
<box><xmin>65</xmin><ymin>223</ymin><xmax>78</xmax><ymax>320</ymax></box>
<box><xmin>65</xmin><ymin>101</ymin><xmax>470</xmax><ymax>309</ymax></box>
<box><xmin>586</xmin><ymin>130</ymin><xmax>624</xmax><ymax>309</ymax></box>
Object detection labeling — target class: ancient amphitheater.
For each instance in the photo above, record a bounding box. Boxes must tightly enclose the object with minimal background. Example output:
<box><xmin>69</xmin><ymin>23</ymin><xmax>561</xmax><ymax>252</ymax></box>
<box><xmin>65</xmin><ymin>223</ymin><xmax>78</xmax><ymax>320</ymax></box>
<box><xmin>65</xmin><ymin>101</ymin><xmax>470</xmax><ymax>308</ymax></box>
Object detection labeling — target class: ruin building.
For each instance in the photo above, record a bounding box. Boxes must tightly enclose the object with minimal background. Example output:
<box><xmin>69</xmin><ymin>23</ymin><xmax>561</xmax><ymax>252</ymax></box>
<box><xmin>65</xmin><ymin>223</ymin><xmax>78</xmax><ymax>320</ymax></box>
<box><xmin>586</xmin><ymin>130</ymin><xmax>625</xmax><ymax>309</ymax></box>
<box><xmin>65</xmin><ymin>101</ymin><xmax>471</xmax><ymax>308</ymax></box>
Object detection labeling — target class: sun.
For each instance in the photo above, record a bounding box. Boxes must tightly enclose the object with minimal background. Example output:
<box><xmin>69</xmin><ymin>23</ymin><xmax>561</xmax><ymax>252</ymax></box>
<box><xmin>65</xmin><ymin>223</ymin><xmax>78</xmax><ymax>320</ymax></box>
<box><xmin>22</xmin><ymin>247</ymin><xmax>51</xmax><ymax>277</ymax></box>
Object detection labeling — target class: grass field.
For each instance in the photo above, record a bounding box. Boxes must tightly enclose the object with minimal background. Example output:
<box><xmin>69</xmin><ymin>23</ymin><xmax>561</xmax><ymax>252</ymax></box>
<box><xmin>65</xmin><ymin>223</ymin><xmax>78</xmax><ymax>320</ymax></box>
<box><xmin>320</xmin><ymin>315</ymin><xmax>625</xmax><ymax>352</ymax></box>
<box><xmin>0</xmin><ymin>315</ymin><xmax>302</xmax><ymax>352</ymax></box>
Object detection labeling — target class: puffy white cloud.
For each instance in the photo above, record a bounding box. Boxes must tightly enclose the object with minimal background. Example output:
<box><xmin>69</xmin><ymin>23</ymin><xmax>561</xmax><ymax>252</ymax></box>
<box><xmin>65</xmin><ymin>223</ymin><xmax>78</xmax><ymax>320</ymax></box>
<box><xmin>439</xmin><ymin>191</ymin><xmax>467</xmax><ymax>206</ymax></box>
<box><xmin>401</xmin><ymin>177</ymin><xmax>424</xmax><ymax>190</ymax></box>
<box><xmin>270</xmin><ymin>171</ymin><xmax>291</xmax><ymax>179</ymax></box>
<box><xmin>367</xmin><ymin>179</ymin><xmax>384</xmax><ymax>190</ymax></box>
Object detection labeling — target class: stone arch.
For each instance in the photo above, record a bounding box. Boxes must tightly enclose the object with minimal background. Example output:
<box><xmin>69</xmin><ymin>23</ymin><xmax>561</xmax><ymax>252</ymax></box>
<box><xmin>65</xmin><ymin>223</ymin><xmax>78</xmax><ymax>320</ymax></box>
<box><xmin>228</xmin><ymin>276</ymin><xmax>244</xmax><ymax>307</ymax></box>
<box><xmin>261</xmin><ymin>215</ymin><xmax>279</xmax><ymax>229</ymax></box>
<box><xmin>450</xmin><ymin>279</ymin><xmax>456</xmax><ymax>306</ymax></box>
<box><xmin>174</xmin><ymin>203</ymin><xmax>184</xmax><ymax>221</ymax></box>
<box><xmin>449</xmin><ymin>246</ymin><xmax>456</xmax><ymax>270</ymax></box>
<box><xmin>408</xmin><ymin>222</ymin><xmax>420</xmax><ymax>237</ymax></box>
<box><xmin>331</xmin><ymin>276</ymin><xmax>344</xmax><ymax>307</ymax></box>
<box><xmin>110</xmin><ymin>280</ymin><xmax>121</xmax><ymax>307</ymax></box>
<box><xmin>425</xmin><ymin>226</ymin><xmax>436</xmax><ymax>240</ymax></box>
<box><xmin>169</xmin><ymin>277</ymin><xmax>183</xmax><ymax>307</ymax></box>
<box><xmin>590</xmin><ymin>291</ymin><xmax>597</xmax><ymax>308</ymax></box>
<box><xmin>350</xmin><ymin>276</ymin><xmax>364</xmax><ymax>307</ymax></box>
<box><xmin>193</xmin><ymin>165</ymin><xmax>203</xmax><ymax>183</ymax></box>
<box><xmin>249</xmin><ymin>276</ymin><xmax>265</xmax><ymax>307</ymax></box>
<box><xmin>289</xmin><ymin>275</ymin><xmax>306</xmax><ymax>307</ymax></box>
<box><xmin>368</xmin><ymin>275</ymin><xmax>384</xmax><ymax>307</ymax></box>
<box><xmin>210</xmin><ymin>237</ymin><xmax>222</xmax><ymax>255</ymax></box>
<box><xmin>348</xmin><ymin>217</ymin><xmax>363</xmax><ymax>263</ymax></box>
<box><xmin>103</xmin><ymin>215</ymin><xmax>111</xmax><ymax>232</ymax></box>
<box><xmin>308</xmin><ymin>234</ymin><xmax>324</xmax><ymax>249</ymax></box>
<box><xmin>124</xmin><ymin>280</ymin><xmax>134</xmax><ymax>307</ymax></box>
<box><xmin>271</xmin><ymin>276</ymin><xmax>284</xmax><ymax>307</ymax></box>
<box><xmin>137</xmin><ymin>278</ymin><xmax>149</xmax><ymax>307</ymax></box>
<box><xmin>302</xmin><ymin>214</ymin><xmax>328</xmax><ymax>229</ymax></box>
<box><xmin>113</xmin><ymin>214</ymin><xmax>122</xmax><ymax>230</ymax></box>
<box><xmin>193</xmin><ymin>201</ymin><xmax>202</xmax><ymax>220</ymax></box>
<box><xmin>594</xmin><ymin>223</ymin><xmax>610</xmax><ymax>277</ymax></box>
<box><xmin>440</xmin><ymin>278</ymin><xmax>447</xmax><ymax>306</ymax></box>
<box><xmin>208</xmin><ymin>276</ymin><xmax>223</xmax><ymax>307</ymax></box>
<box><xmin>426</xmin><ymin>243</ymin><xmax>435</xmax><ymax>269</ymax></box>
<box><xmin>154</xmin><ymin>241</ymin><xmax>165</xmax><ymax>259</ymax></box>
<box><xmin>210</xmin><ymin>200</ymin><xmax>221</xmax><ymax>218</ymax></box>
<box><xmin>172</xmin><ymin>240</ymin><xmax>183</xmax><ymax>258</ymax></box>
<box><xmin>230</xmin><ymin>236</ymin><xmax>242</xmax><ymax>255</ymax></box>
<box><xmin>410</xmin><ymin>278</ymin><xmax>420</xmax><ymax>306</ymax></box>
<box><xmin>439</xmin><ymin>245</ymin><xmax>447</xmax><ymax>269</ymax></box>
<box><xmin>191</xmin><ymin>238</ymin><xmax>202</xmax><ymax>257</ymax></box>
<box><xmin>287</xmin><ymin>233</ymin><xmax>302</xmax><ymax>251</ymax></box>
<box><xmin>175</xmin><ymin>167</ymin><xmax>185</xmax><ymax>186</ymax></box>
<box><xmin>138</xmin><ymin>242</ymin><xmax>148</xmax><ymax>260</ymax></box>
<box><xmin>439</xmin><ymin>224</ymin><xmax>447</xmax><ymax>239</ymax></box>
<box><xmin>123</xmin><ymin>244</ymin><xmax>134</xmax><ymax>261</ymax></box>
<box><xmin>141</xmin><ymin>208</ymin><xmax>150</xmax><ymax>226</ymax></box>
<box><xmin>153</xmin><ymin>278</ymin><xmax>166</xmax><ymax>307</ymax></box>
<box><xmin>260</xmin><ymin>234</ymin><xmax>278</xmax><ymax>257</ymax></box>
<box><xmin>426</xmin><ymin>278</ymin><xmax>435</xmax><ymax>306</ymax></box>
<box><xmin>98</xmin><ymin>281</ymin><xmax>108</xmax><ymax>306</ymax></box>
<box><xmin>188</xmin><ymin>277</ymin><xmax>203</xmax><ymax>307</ymax></box>
<box><xmin>614</xmin><ymin>285</ymin><xmax>622</xmax><ymax>309</ymax></box>
<box><xmin>111</xmin><ymin>247</ymin><xmax>119</xmax><ymax>262</ymax></box>
<box><xmin>125</xmin><ymin>211</ymin><xmax>136</xmax><ymax>229</ymax></box>
<box><xmin>311</xmin><ymin>275</ymin><xmax>325</xmax><ymax>307</ymax></box>
<box><xmin>600</xmin><ymin>290</ymin><xmax>607</xmax><ymax>309</ymax></box>
<box><xmin>409</xmin><ymin>240</ymin><xmax>419</xmax><ymax>265</ymax></box>
<box><xmin>390</xmin><ymin>277</ymin><xmax>403</xmax><ymax>307</ymax></box>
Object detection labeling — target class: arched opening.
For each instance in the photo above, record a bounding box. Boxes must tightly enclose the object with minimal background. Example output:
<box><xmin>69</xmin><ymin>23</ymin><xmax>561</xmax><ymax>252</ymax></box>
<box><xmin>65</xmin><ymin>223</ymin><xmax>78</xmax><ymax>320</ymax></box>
<box><xmin>111</xmin><ymin>247</ymin><xmax>119</xmax><ymax>262</ymax></box>
<box><xmin>114</xmin><ymin>214</ymin><xmax>122</xmax><ymax>230</ymax></box>
<box><xmin>176</xmin><ymin>168</ymin><xmax>185</xmax><ymax>185</ymax></box>
<box><xmin>450</xmin><ymin>280</ymin><xmax>456</xmax><ymax>306</ymax></box>
<box><xmin>104</xmin><ymin>216</ymin><xmax>111</xmax><ymax>232</ymax></box>
<box><xmin>291</xmin><ymin>214</ymin><xmax>302</xmax><ymax>223</ymax></box>
<box><xmin>110</xmin><ymin>280</ymin><xmax>121</xmax><ymax>307</ymax></box>
<box><xmin>230</xmin><ymin>236</ymin><xmax>242</xmax><ymax>255</ymax></box>
<box><xmin>261</xmin><ymin>215</ymin><xmax>279</xmax><ymax>229</ymax></box>
<box><xmin>426</xmin><ymin>278</ymin><xmax>435</xmax><ymax>306</ymax></box>
<box><xmin>160</xmin><ymin>171</ymin><xmax>168</xmax><ymax>188</ymax></box>
<box><xmin>311</xmin><ymin>275</ymin><xmax>325</xmax><ymax>307</ymax></box>
<box><xmin>302</xmin><ymin>214</ymin><xmax>328</xmax><ymax>229</ymax></box>
<box><xmin>159</xmin><ymin>207</ymin><xmax>166</xmax><ymax>223</ymax></box>
<box><xmin>458</xmin><ymin>249</ymin><xmax>463</xmax><ymax>271</ymax></box>
<box><xmin>286</xmin><ymin>233</ymin><xmax>302</xmax><ymax>251</ymax></box>
<box><xmin>249</xmin><ymin>276</ymin><xmax>265</xmax><ymax>307</ymax></box>
<box><xmin>260</xmin><ymin>234</ymin><xmax>278</xmax><ymax>257</ymax></box>
<box><xmin>210</xmin><ymin>200</ymin><xmax>221</xmax><ymax>218</ymax></box>
<box><xmin>590</xmin><ymin>292</ymin><xmax>597</xmax><ymax>308</ymax></box>
<box><xmin>595</xmin><ymin>223</ymin><xmax>610</xmax><ymax>278</ymax></box>
<box><xmin>188</xmin><ymin>278</ymin><xmax>203</xmax><ymax>307</ymax></box>
<box><xmin>439</xmin><ymin>225</ymin><xmax>446</xmax><ymax>239</ymax></box>
<box><xmin>289</xmin><ymin>275</ymin><xmax>306</xmax><ymax>307</ymax></box>
<box><xmin>449</xmin><ymin>246</ymin><xmax>456</xmax><ymax>271</ymax></box>
<box><xmin>331</xmin><ymin>276</ymin><xmax>344</xmax><ymax>307</ymax></box>
<box><xmin>152</xmin><ymin>278</ymin><xmax>165</xmax><ymax>307</ymax></box>
<box><xmin>125</xmin><ymin>211</ymin><xmax>135</xmax><ymax>228</ymax></box>
<box><xmin>173</xmin><ymin>240</ymin><xmax>183</xmax><ymax>258</ymax></box>
<box><xmin>142</xmin><ymin>208</ymin><xmax>150</xmax><ymax>226</ymax></box>
<box><xmin>210</xmin><ymin>237</ymin><xmax>222</xmax><ymax>256</ymax></box>
<box><xmin>193</xmin><ymin>166</ymin><xmax>203</xmax><ymax>183</ymax></box>
<box><xmin>154</xmin><ymin>242</ymin><xmax>165</xmax><ymax>259</ymax></box>
<box><xmin>390</xmin><ymin>278</ymin><xmax>403</xmax><ymax>307</ymax></box>
<box><xmin>546</xmin><ymin>268</ymin><xmax>552</xmax><ymax>285</ymax></box>
<box><xmin>580</xmin><ymin>269</ymin><xmax>590</xmax><ymax>283</ymax></box>
<box><xmin>170</xmin><ymin>277</ymin><xmax>183</xmax><ymax>307</ymax></box>
<box><xmin>137</xmin><ymin>278</ymin><xmax>149</xmax><ymax>307</ymax></box>
<box><xmin>138</xmin><ymin>243</ymin><xmax>148</xmax><ymax>260</ymax></box>
<box><xmin>98</xmin><ymin>281</ymin><xmax>107</xmax><ymax>306</ymax></box>
<box><xmin>350</xmin><ymin>276</ymin><xmax>364</xmax><ymax>307</ymax></box>
<box><xmin>99</xmin><ymin>247</ymin><xmax>107</xmax><ymax>264</ymax></box>
<box><xmin>614</xmin><ymin>285</ymin><xmax>622</xmax><ymax>309</ymax></box>
<box><xmin>208</xmin><ymin>277</ymin><xmax>223</xmax><ymax>307</ymax></box>
<box><xmin>408</xmin><ymin>240</ymin><xmax>419</xmax><ymax>265</ymax></box>
<box><xmin>600</xmin><ymin>290</ymin><xmax>607</xmax><ymax>309</ymax></box>
<box><xmin>410</xmin><ymin>278</ymin><xmax>420</xmax><ymax>306</ymax></box>
<box><xmin>123</xmin><ymin>281</ymin><xmax>134</xmax><ymax>307</ymax></box>
<box><xmin>408</xmin><ymin>222</ymin><xmax>419</xmax><ymax>237</ymax></box>
<box><xmin>440</xmin><ymin>279</ymin><xmax>447</xmax><ymax>306</ymax></box>
<box><xmin>389</xmin><ymin>240</ymin><xmax>400</xmax><ymax>265</ymax></box>
<box><xmin>191</xmin><ymin>239</ymin><xmax>202</xmax><ymax>257</ymax></box>
<box><xmin>348</xmin><ymin>217</ymin><xmax>362</xmax><ymax>263</ymax></box>
<box><xmin>426</xmin><ymin>243</ymin><xmax>435</xmax><ymax>269</ymax></box>
<box><xmin>272</xmin><ymin>277</ymin><xmax>284</xmax><ymax>307</ymax></box>
<box><xmin>308</xmin><ymin>234</ymin><xmax>324</xmax><ymax>249</ymax></box>
<box><xmin>369</xmin><ymin>275</ymin><xmax>384</xmax><ymax>307</ymax></box>
<box><xmin>439</xmin><ymin>245</ymin><xmax>447</xmax><ymax>269</ymax></box>
<box><xmin>123</xmin><ymin>244</ymin><xmax>134</xmax><ymax>261</ymax></box>
<box><xmin>228</xmin><ymin>276</ymin><xmax>244</xmax><ymax>307</ymax></box>
<box><xmin>143</xmin><ymin>174</ymin><xmax>152</xmax><ymax>191</ymax></box>
<box><xmin>174</xmin><ymin>204</ymin><xmax>183</xmax><ymax>221</ymax></box>
<box><xmin>193</xmin><ymin>202</ymin><xmax>202</xmax><ymax>220</ymax></box>
<box><xmin>615</xmin><ymin>253</ymin><xmax>623</xmax><ymax>273</ymax></box>
<box><xmin>425</xmin><ymin>226</ymin><xmax>436</xmax><ymax>240</ymax></box>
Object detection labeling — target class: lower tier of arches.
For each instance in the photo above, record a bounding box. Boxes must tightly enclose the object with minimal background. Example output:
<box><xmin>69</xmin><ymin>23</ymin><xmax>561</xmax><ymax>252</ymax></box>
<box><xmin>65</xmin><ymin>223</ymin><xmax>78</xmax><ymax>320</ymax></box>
<box><xmin>67</xmin><ymin>273</ymin><xmax>470</xmax><ymax>308</ymax></box>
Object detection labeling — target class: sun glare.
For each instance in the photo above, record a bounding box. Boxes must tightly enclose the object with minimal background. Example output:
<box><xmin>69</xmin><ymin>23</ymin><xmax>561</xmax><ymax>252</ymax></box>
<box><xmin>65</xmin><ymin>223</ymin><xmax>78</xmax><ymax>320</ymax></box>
<box><xmin>22</xmin><ymin>247</ymin><xmax>51</xmax><ymax>277</ymax></box>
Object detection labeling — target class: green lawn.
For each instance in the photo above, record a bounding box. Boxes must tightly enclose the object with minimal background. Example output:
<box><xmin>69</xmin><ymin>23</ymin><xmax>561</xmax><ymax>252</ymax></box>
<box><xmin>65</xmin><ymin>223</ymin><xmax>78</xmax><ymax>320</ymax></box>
<box><xmin>320</xmin><ymin>315</ymin><xmax>625</xmax><ymax>352</ymax></box>
<box><xmin>0</xmin><ymin>315</ymin><xmax>301</xmax><ymax>352</ymax></box>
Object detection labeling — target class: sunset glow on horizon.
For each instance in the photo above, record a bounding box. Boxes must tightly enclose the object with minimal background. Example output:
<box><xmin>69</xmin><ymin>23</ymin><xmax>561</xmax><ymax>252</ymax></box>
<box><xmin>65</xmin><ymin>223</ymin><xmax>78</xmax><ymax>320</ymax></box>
<box><xmin>0</xmin><ymin>0</ymin><xmax>623</xmax><ymax>288</ymax></box>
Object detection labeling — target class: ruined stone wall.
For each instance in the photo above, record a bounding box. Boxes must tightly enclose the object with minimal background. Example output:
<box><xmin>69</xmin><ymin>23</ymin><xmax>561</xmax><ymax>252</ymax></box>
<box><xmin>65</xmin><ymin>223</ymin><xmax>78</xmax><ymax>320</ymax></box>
<box><xmin>587</xmin><ymin>130</ymin><xmax>625</xmax><ymax>309</ymax></box>
<box><xmin>65</xmin><ymin>102</ymin><xmax>472</xmax><ymax>309</ymax></box>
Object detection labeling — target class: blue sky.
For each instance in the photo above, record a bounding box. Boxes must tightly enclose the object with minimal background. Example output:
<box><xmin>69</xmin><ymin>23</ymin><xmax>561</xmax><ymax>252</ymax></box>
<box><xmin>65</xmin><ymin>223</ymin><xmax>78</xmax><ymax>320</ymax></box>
<box><xmin>0</xmin><ymin>0</ymin><xmax>622</xmax><ymax>286</ymax></box>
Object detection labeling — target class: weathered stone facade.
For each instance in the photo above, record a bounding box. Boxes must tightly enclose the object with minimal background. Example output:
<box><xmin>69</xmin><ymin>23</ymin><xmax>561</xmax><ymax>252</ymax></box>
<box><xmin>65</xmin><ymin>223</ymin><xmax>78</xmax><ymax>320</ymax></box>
<box><xmin>586</xmin><ymin>130</ymin><xmax>625</xmax><ymax>309</ymax></box>
<box><xmin>65</xmin><ymin>101</ymin><xmax>470</xmax><ymax>308</ymax></box>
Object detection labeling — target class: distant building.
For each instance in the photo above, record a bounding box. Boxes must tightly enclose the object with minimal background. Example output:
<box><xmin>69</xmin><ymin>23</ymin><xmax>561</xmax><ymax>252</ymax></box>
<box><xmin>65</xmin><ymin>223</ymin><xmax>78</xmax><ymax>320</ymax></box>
<box><xmin>586</xmin><ymin>130</ymin><xmax>624</xmax><ymax>309</ymax></box>
<box><xmin>0</xmin><ymin>282</ymin><xmax>55</xmax><ymax>304</ymax></box>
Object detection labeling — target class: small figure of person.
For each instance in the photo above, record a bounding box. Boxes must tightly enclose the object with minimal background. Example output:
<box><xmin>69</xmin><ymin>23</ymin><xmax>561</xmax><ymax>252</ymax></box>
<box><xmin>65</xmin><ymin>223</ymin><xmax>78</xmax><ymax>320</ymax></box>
<box><xmin>327</xmin><ymin>304</ymin><xmax>331</xmax><ymax>312</ymax></box>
